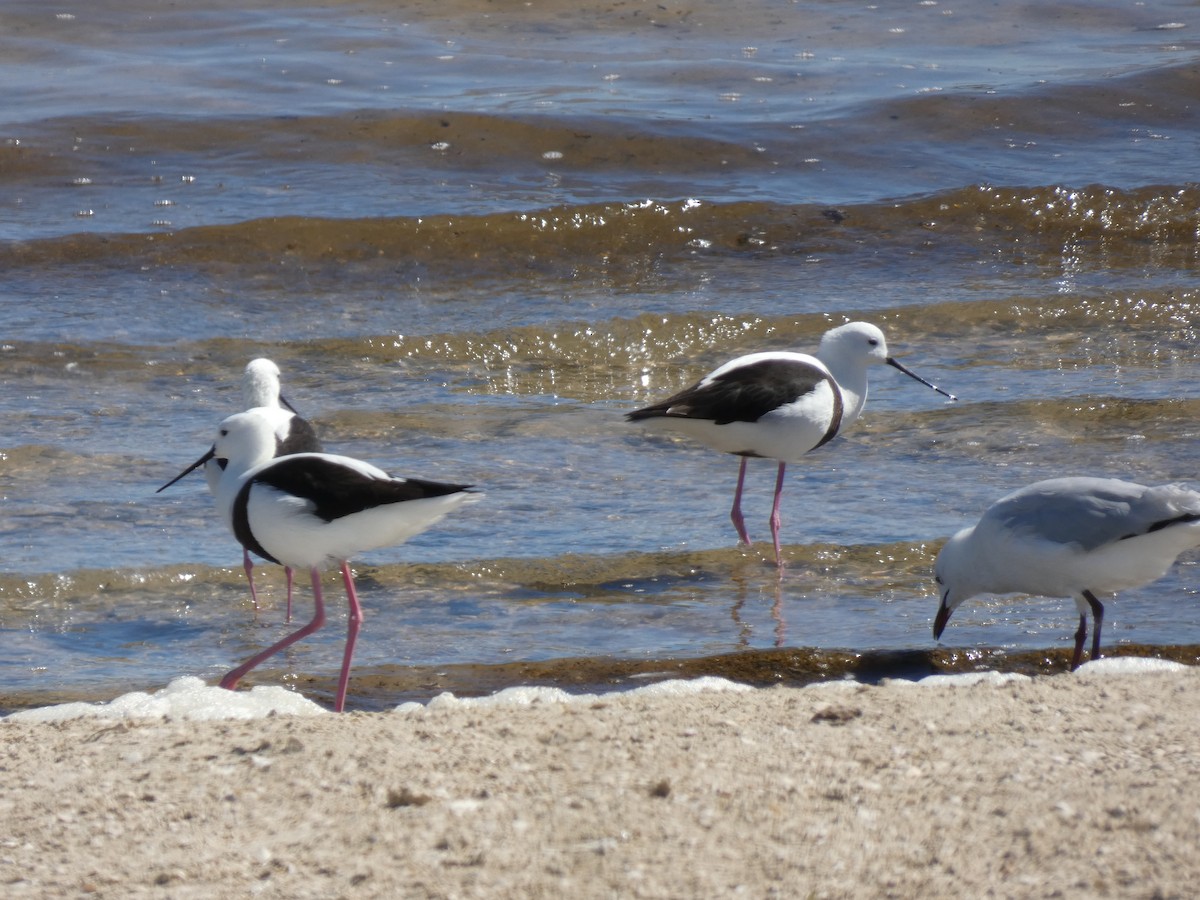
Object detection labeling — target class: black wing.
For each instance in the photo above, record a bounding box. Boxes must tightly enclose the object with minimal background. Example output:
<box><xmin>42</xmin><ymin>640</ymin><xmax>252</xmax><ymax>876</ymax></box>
<box><xmin>627</xmin><ymin>358</ymin><xmax>834</xmax><ymax>426</ymax></box>
<box><xmin>252</xmin><ymin>455</ymin><xmax>472</xmax><ymax>523</ymax></box>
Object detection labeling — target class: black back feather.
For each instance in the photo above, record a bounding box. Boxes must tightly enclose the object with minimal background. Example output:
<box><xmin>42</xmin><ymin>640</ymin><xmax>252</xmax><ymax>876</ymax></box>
<box><xmin>251</xmin><ymin>456</ymin><xmax>471</xmax><ymax>524</ymax></box>
<box><xmin>1131</xmin><ymin>511</ymin><xmax>1200</xmax><ymax>538</ymax></box>
<box><xmin>626</xmin><ymin>358</ymin><xmax>837</xmax><ymax>426</ymax></box>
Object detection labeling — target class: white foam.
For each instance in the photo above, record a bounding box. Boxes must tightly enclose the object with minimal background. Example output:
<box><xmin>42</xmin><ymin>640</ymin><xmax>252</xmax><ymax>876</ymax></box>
<box><xmin>394</xmin><ymin>676</ymin><xmax>752</xmax><ymax>715</ymax></box>
<box><xmin>2</xmin><ymin>676</ymin><xmax>327</xmax><ymax>723</ymax></box>
<box><xmin>1072</xmin><ymin>657</ymin><xmax>1190</xmax><ymax>677</ymax></box>
<box><xmin>11</xmin><ymin>661</ymin><xmax>1194</xmax><ymax>724</ymax></box>
<box><xmin>627</xmin><ymin>675</ymin><xmax>754</xmax><ymax>697</ymax></box>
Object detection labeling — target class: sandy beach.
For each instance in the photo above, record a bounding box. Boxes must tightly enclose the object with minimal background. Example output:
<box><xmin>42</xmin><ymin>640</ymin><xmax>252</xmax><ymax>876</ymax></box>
<box><xmin>3</xmin><ymin>665</ymin><xmax>1197</xmax><ymax>898</ymax></box>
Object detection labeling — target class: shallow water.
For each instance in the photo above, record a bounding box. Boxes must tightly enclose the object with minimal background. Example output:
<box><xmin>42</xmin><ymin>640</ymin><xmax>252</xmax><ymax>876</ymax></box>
<box><xmin>2</xmin><ymin>0</ymin><xmax>1199</xmax><ymax>713</ymax></box>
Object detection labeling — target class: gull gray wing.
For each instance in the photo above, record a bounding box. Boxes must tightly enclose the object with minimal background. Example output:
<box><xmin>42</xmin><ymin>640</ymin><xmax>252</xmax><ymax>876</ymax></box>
<box><xmin>991</xmin><ymin>477</ymin><xmax>1200</xmax><ymax>551</ymax></box>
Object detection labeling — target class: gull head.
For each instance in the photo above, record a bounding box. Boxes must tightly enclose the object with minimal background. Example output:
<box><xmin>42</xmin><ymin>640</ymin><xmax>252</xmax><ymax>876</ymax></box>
<box><xmin>932</xmin><ymin>527</ymin><xmax>978</xmax><ymax>639</ymax></box>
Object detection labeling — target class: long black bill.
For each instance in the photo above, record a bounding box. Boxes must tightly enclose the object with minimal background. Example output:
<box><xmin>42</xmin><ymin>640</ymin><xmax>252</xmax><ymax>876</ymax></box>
<box><xmin>886</xmin><ymin>357</ymin><xmax>957</xmax><ymax>401</ymax></box>
<box><xmin>156</xmin><ymin>445</ymin><xmax>216</xmax><ymax>493</ymax></box>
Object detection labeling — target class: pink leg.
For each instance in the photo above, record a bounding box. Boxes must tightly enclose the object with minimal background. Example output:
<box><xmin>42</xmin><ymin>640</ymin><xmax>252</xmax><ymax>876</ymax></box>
<box><xmin>285</xmin><ymin>567</ymin><xmax>295</xmax><ymax>623</ymax></box>
<box><xmin>334</xmin><ymin>561</ymin><xmax>364</xmax><ymax>713</ymax></box>
<box><xmin>730</xmin><ymin>457</ymin><xmax>751</xmax><ymax>546</ymax></box>
<box><xmin>769</xmin><ymin>462</ymin><xmax>787</xmax><ymax>568</ymax></box>
<box><xmin>220</xmin><ymin>567</ymin><xmax>326</xmax><ymax>692</ymax></box>
<box><xmin>243</xmin><ymin>550</ymin><xmax>261</xmax><ymax>612</ymax></box>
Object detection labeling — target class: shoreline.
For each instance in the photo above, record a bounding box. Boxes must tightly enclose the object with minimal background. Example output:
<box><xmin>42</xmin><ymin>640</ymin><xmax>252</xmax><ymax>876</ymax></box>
<box><xmin>5</xmin><ymin>639</ymin><xmax>1200</xmax><ymax>717</ymax></box>
<box><xmin>4</xmin><ymin>663</ymin><xmax>1199</xmax><ymax>897</ymax></box>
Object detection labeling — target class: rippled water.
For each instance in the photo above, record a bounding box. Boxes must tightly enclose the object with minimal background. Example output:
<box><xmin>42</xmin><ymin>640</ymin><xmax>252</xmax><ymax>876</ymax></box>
<box><xmin>2</xmin><ymin>0</ymin><xmax>1199</xmax><ymax>712</ymax></box>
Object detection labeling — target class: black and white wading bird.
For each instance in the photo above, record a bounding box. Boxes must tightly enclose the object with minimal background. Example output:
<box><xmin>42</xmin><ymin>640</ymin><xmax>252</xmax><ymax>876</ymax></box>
<box><xmin>158</xmin><ymin>358</ymin><xmax>321</xmax><ymax>619</ymax></box>
<box><xmin>184</xmin><ymin>407</ymin><xmax>480</xmax><ymax>711</ymax></box>
<box><xmin>626</xmin><ymin>321</ymin><xmax>956</xmax><ymax>566</ymax></box>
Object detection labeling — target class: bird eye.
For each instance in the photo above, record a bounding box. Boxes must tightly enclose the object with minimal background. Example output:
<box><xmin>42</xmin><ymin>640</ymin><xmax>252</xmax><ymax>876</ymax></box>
<box><xmin>219</xmin><ymin>428</ymin><xmax>228</xmax><ymax>437</ymax></box>
<box><xmin>868</xmin><ymin>338</ymin><xmax>879</xmax><ymax>346</ymax></box>
<box><xmin>934</xmin><ymin>574</ymin><xmax>943</xmax><ymax>585</ymax></box>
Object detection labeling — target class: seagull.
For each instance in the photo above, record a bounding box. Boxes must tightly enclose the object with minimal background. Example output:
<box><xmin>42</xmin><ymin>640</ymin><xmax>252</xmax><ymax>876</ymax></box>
<box><xmin>158</xmin><ymin>358</ymin><xmax>321</xmax><ymax>619</ymax></box>
<box><xmin>198</xmin><ymin>407</ymin><xmax>480</xmax><ymax>711</ymax></box>
<box><xmin>625</xmin><ymin>321</ymin><xmax>956</xmax><ymax>566</ymax></box>
<box><xmin>933</xmin><ymin>476</ymin><xmax>1200</xmax><ymax>669</ymax></box>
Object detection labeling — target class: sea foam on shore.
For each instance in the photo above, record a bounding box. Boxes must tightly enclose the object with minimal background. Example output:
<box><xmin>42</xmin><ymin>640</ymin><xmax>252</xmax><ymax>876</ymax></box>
<box><xmin>3</xmin><ymin>657</ymin><xmax>1188</xmax><ymax>724</ymax></box>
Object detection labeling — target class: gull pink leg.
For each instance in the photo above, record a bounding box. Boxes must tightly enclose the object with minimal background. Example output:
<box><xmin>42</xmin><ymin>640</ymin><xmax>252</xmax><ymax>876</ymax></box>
<box><xmin>769</xmin><ymin>461</ymin><xmax>787</xmax><ymax>568</ymax></box>
<box><xmin>333</xmin><ymin>561</ymin><xmax>364</xmax><ymax>713</ymax></box>
<box><xmin>730</xmin><ymin>457</ymin><xmax>751</xmax><ymax>546</ymax></box>
<box><xmin>220</xmin><ymin>567</ymin><xmax>326</xmax><ymax>692</ymax></box>
<box><xmin>242</xmin><ymin>550</ymin><xmax>261</xmax><ymax>612</ymax></box>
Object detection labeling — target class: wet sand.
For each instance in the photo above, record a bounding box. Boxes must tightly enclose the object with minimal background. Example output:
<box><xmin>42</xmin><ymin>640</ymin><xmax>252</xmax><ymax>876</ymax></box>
<box><xmin>4</xmin><ymin>666</ymin><xmax>1198</xmax><ymax>898</ymax></box>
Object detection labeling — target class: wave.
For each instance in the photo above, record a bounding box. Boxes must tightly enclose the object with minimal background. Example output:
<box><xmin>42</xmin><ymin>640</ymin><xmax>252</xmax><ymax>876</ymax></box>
<box><xmin>3</xmin><ymin>185</ymin><xmax>1197</xmax><ymax>279</ymax></box>
<box><xmin>2</xmin><ymin>288</ymin><xmax>1195</xmax><ymax>409</ymax></box>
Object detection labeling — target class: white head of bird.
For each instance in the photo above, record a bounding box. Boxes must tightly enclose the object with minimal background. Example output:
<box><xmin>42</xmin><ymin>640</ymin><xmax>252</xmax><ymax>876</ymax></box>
<box><xmin>213</xmin><ymin>408</ymin><xmax>280</xmax><ymax>474</ymax></box>
<box><xmin>814</xmin><ymin>322</ymin><xmax>889</xmax><ymax>426</ymax></box>
<box><xmin>815</xmin><ymin>321</ymin><xmax>955</xmax><ymax>427</ymax></box>
<box><xmin>209</xmin><ymin>407</ymin><xmax>295</xmax><ymax>526</ymax></box>
<box><xmin>155</xmin><ymin>405</ymin><xmax>296</xmax><ymax>497</ymax></box>
<box><xmin>816</xmin><ymin>321</ymin><xmax>890</xmax><ymax>364</ymax></box>
<box><xmin>932</xmin><ymin>527</ymin><xmax>983</xmax><ymax>627</ymax></box>
<box><xmin>242</xmin><ymin>358</ymin><xmax>285</xmax><ymax>408</ymax></box>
